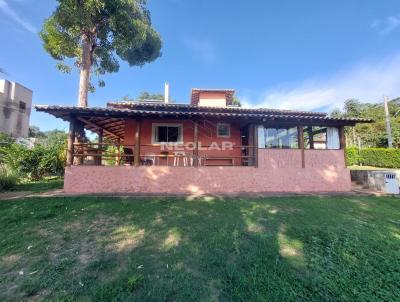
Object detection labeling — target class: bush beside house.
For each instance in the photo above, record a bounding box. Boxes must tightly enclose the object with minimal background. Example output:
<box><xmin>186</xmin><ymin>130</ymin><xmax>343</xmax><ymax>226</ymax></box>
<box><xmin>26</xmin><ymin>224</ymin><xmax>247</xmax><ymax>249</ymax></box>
<box><xmin>0</xmin><ymin>131</ymin><xmax>66</xmax><ymax>190</ymax></box>
<box><xmin>346</xmin><ymin>147</ymin><xmax>400</xmax><ymax>168</ymax></box>
<box><xmin>0</xmin><ymin>165</ymin><xmax>18</xmax><ymax>191</ymax></box>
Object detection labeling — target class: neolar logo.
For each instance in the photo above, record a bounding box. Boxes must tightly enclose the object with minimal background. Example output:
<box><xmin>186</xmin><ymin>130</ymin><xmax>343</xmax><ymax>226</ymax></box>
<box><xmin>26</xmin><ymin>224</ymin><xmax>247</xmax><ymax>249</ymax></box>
<box><xmin>160</xmin><ymin>141</ymin><xmax>234</xmax><ymax>151</ymax></box>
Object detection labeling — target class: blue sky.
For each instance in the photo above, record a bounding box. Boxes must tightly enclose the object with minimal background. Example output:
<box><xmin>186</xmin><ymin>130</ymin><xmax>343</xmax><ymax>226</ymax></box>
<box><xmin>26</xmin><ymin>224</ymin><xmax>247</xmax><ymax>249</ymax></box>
<box><xmin>1</xmin><ymin>0</ymin><xmax>400</xmax><ymax>132</ymax></box>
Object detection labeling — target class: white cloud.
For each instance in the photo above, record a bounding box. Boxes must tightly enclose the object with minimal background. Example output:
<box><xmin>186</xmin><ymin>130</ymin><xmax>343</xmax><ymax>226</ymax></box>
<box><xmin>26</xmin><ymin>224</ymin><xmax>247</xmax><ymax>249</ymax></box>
<box><xmin>0</xmin><ymin>0</ymin><xmax>36</xmax><ymax>33</ymax></box>
<box><xmin>241</xmin><ymin>54</ymin><xmax>400</xmax><ymax>112</ymax></box>
<box><xmin>183</xmin><ymin>36</ymin><xmax>216</xmax><ymax>64</ymax></box>
<box><xmin>371</xmin><ymin>15</ymin><xmax>400</xmax><ymax>35</ymax></box>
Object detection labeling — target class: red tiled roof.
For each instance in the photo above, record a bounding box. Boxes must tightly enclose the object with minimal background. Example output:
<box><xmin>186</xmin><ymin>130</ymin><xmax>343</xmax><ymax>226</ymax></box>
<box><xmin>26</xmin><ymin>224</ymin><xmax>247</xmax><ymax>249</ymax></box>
<box><xmin>106</xmin><ymin>101</ymin><xmax>328</xmax><ymax>116</ymax></box>
<box><xmin>35</xmin><ymin>104</ymin><xmax>373</xmax><ymax>125</ymax></box>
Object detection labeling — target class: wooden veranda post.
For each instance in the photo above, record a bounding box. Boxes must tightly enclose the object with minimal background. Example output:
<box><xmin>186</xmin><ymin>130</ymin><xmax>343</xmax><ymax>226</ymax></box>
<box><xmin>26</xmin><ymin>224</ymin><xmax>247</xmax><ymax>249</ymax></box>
<box><xmin>134</xmin><ymin>119</ymin><xmax>142</xmax><ymax>167</ymax></box>
<box><xmin>193</xmin><ymin>121</ymin><xmax>199</xmax><ymax>167</ymax></box>
<box><xmin>248</xmin><ymin>124</ymin><xmax>254</xmax><ymax>166</ymax></box>
<box><xmin>339</xmin><ymin>126</ymin><xmax>346</xmax><ymax>149</ymax></box>
<box><xmin>298</xmin><ymin>124</ymin><xmax>305</xmax><ymax>168</ymax></box>
<box><xmin>307</xmin><ymin>126</ymin><xmax>314</xmax><ymax>149</ymax></box>
<box><xmin>74</xmin><ymin>120</ymin><xmax>85</xmax><ymax>165</ymax></box>
<box><xmin>97</xmin><ymin>129</ymin><xmax>103</xmax><ymax>165</ymax></box>
<box><xmin>66</xmin><ymin>117</ymin><xmax>76</xmax><ymax>166</ymax></box>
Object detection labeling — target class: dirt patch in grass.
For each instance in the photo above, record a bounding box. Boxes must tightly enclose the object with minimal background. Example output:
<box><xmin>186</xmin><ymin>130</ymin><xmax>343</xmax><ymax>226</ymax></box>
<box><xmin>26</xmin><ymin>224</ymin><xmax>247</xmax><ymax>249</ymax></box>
<box><xmin>0</xmin><ymin>191</ymin><xmax>32</xmax><ymax>200</ymax></box>
<box><xmin>77</xmin><ymin>237</ymin><xmax>99</xmax><ymax>265</ymax></box>
<box><xmin>107</xmin><ymin>227</ymin><xmax>145</xmax><ymax>253</ymax></box>
<box><xmin>2</xmin><ymin>254</ymin><xmax>22</xmax><ymax>266</ymax></box>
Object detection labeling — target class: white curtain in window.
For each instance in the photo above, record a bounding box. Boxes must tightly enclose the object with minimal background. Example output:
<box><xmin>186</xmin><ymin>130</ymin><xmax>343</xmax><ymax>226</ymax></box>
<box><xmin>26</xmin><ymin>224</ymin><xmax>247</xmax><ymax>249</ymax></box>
<box><xmin>326</xmin><ymin>127</ymin><xmax>340</xmax><ymax>149</ymax></box>
<box><xmin>258</xmin><ymin>125</ymin><xmax>266</xmax><ymax>148</ymax></box>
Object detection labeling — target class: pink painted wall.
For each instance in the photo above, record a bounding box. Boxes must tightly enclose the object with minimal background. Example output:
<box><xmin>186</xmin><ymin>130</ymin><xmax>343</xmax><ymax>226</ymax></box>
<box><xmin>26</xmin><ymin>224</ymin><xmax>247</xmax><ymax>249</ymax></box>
<box><xmin>198</xmin><ymin>92</ymin><xmax>227</xmax><ymax>107</ymax></box>
<box><xmin>64</xmin><ymin>149</ymin><xmax>351</xmax><ymax>194</ymax></box>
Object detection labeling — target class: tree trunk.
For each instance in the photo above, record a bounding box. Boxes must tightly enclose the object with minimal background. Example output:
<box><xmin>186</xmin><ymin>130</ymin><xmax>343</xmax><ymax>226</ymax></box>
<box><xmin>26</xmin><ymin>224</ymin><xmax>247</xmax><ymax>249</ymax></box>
<box><xmin>78</xmin><ymin>35</ymin><xmax>92</xmax><ymax>107</ymax></box>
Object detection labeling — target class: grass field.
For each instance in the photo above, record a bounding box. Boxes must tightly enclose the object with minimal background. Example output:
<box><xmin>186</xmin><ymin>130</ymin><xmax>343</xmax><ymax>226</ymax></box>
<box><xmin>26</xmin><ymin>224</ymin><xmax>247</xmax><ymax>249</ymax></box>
<box><xmin>12</xmin><ymin>177</ymin><xmax>64</xmax><ymax>193</ymax></box>
<box><xmin>0</xmin><ymin>195</ymin><xmax>399</xmax><ymax>301</ymax></box>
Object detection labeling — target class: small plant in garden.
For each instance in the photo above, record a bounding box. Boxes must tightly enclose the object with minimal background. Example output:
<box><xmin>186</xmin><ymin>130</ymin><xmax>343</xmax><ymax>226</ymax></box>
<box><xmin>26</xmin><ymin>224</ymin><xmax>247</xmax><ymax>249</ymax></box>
<box><xmin>0</xmin><ymin>165</ymin><xmax>18</xmax><ymax>191</ymax></box>
<box><xmin>232</xmin><ymin>228</ymin><xmax>241</xmax><ymax>255</ymax></box>
<box><xmin>127</xmin><ymin>275</ymin><xmax>143</xmax><ymax>292</ymax></box>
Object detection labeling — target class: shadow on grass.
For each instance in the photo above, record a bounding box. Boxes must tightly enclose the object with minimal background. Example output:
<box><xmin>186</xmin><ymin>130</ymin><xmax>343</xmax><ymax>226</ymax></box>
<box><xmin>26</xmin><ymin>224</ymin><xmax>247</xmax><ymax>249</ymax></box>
<box><xmin>0</xmin><ymin>195</ymin><xmax>399</xmax><ymax>301</ymax></box>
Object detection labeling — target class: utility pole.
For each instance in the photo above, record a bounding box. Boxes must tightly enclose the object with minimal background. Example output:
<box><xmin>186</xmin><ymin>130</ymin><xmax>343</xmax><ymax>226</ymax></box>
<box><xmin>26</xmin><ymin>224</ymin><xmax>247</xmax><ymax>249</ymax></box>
<box><xmin>384</xmin><ymin>96</ymin><xmax>393</xmax><ymax>148</ymax></box>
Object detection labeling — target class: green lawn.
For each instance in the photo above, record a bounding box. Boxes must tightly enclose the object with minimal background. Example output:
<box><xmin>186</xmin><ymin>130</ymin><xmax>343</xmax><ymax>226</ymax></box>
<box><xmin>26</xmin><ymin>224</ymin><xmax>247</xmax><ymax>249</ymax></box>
<box><xmin>0</xmin><ymin>195</ymin><xmax>399</xmax><ymax>302</ymax></box>
<box><xmin>12</xmin><ymin>177</ymin><xmax>64</xmax><ymax>193</ymax></box>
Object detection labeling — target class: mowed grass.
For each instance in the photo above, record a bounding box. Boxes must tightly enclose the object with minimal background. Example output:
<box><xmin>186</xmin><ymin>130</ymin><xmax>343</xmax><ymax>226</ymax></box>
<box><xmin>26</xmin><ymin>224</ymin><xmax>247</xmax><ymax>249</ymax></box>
<box><xmin>12</xmin><ymin>177</ymin><xmax>63</xmax><ymax>193</ymax></box>
<box><xmin>0</xmin><ymin>195</ymin><xmax>399</xmax><ymax>302</ymax></box>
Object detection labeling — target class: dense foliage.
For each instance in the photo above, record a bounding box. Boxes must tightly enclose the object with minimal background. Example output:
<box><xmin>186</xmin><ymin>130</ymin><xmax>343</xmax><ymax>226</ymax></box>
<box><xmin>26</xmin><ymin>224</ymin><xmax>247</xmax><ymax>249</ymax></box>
<box><xmin>346</xmin><ymin>147</ymin><xmax>400</xmax><ymax>168</ymax></box>
<box><xmin>331</xmin><ymin>98</ymin><xmax>400</xmax><ymax>148</ymax></box>
<box><xmin>136</xmin><ymin>91</ymin><xmax>165</xmax><ymax>101</ymax></box>
<box><xmin>0</xmin><ymin>130</ymin><xmax>67</xmax><ymax>182</ymax></box>
<box><xmin>119</xmin><ymin>91</ymin><xmax>170</xmax><ymax>103</ymax></box>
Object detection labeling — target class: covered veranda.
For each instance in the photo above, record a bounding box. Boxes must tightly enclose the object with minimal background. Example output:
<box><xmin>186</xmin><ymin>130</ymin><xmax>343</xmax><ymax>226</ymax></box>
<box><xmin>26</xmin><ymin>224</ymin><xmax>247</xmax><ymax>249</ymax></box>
<box><xmin>35</xmin><ymin>104</ymin><xmax>263</xmax><ymax>167</ymax></box>
<box><xmin>35</xmin><ymin>103</ymin><xmax>372</xmax><ymax>194</ymax></box>
<box><xmin>35</xmin><ymin>103</ymin><xmax>370</xmax><ymax>169</ymax></box>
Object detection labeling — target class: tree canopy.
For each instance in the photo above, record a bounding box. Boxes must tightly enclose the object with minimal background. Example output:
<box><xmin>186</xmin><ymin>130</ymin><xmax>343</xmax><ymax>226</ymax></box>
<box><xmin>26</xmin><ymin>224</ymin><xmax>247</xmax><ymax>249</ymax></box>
<box><xmin>230</xmin><ymin>96</ymin><xmax>241</xmax><ymax>106</ymax></box>
<box><xmin>136</xmin><ymin>91</ymin><xmax>164</xmax><ymax>101</ymax></box>
<box><xmin>331</xmin><ymin>98</ymin><xmax>400</xmax><ymax>148</ymax></box>
<box><xmin>40</xmin><ymin>0</ymin><xmax>162</xmax><ymax>107</ymax></box>
<box><xmin>120</xmin><ymin>91</ymin><xmax>171</xmax><ymax>103</ymax></box>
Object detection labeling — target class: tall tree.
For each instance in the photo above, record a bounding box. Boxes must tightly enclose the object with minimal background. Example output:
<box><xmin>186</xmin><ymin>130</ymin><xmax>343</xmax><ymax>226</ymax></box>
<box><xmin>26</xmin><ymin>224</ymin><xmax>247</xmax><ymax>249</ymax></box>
<box><xmin>40</xmin><ymin>0</ymin><xmax>162</xmax><ymax>107</ymax></box>
<box><xmin>330</xmin><ymin>98</ymin><xmax>400</xmax><ymax>148</ymax></box>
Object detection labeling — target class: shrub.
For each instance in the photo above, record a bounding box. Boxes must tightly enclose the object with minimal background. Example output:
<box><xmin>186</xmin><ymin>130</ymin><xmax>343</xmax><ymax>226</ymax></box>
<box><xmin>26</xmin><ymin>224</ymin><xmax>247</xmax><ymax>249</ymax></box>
<box><xmin>360</xmin><ymin>148</ymin><xmax>400</xmax><ymax>168</ymax></box>
<box><xmin>346</xmin><ymin>147</ymin><xmax>400</xmax><ymax>168</ymax></box>
<box><xmin>0</xmin><ymin>132</ymin><xmax>66</xmax><ymax>181</ymax></box>
<box><xmin>0</xmin><ymin>165</ymin><xmax>18</xmax><ymax>191</ymax></box>
<box><xmin>345</xmin><ymin>147</ymin><xmax>361</xmax><ymax>166</ymax></box>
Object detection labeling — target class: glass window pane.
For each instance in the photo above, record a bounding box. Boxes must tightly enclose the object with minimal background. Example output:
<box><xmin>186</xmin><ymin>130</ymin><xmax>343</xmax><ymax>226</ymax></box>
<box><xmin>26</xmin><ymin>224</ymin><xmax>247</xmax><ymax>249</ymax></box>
<box><xmin>157</xmin><ymin>126</ymin><xmax>168</xmax><ymax>142</ymax></box>
<box><xmin>167</xmin><ymin>126</ymin><xmax>179</xmax><ymax>142</ymax></box>
<box><xmin>217</xmin><ymin>124</ymin><xmax>230</xmax><ymax>137</ymax></box>
<box><xmin>303</xmin><ymin>126</ymin><xmax>328</xmax><ymax>149</ymax></box>
<box><xmin>264</xmin><ymin>127</ymin><xmax>298</xmax><ymax>149</ymax></box>
<box><xmin>155</xmin><ymin>125</ymin><xmax>182</xmax><ymax>143</ymax></box>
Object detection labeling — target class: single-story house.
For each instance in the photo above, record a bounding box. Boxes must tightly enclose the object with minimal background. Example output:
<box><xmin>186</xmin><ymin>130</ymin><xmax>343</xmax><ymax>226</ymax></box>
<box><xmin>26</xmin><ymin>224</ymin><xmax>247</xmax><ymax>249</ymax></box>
<box><xmin>35</xmin><ymin>88</ymin><xmax>371</xmax><ymax>194</ymax></box>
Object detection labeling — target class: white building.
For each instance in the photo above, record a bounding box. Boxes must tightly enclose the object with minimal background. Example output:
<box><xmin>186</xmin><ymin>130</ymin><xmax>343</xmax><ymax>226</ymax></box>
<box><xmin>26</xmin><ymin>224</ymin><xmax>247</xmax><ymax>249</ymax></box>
<box><xmin>0</xmin><ymin>79</ymin><xmax>33</xmax><ymax>138</ymax></box>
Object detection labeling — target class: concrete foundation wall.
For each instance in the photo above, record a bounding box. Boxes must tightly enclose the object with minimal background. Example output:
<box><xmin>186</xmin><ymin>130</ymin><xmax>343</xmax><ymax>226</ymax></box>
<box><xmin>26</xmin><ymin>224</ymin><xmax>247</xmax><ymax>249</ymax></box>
<box><xmin>350</xmin><ymin>170</ymin><xmax>400</xmax><ymax>192</ymax></box>
<box><xmin>64</xmin><ymin>149</ymin><xmax>350</xmax><ymax>194</ymax></box>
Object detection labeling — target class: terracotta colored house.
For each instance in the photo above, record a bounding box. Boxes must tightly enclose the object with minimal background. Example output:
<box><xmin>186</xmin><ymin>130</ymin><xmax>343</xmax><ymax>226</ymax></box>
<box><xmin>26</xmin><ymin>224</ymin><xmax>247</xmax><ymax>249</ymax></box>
<box><xmin>35</xmin><ymin>88</ymin><xmax>371</xmax><ymax>194</ymax></box>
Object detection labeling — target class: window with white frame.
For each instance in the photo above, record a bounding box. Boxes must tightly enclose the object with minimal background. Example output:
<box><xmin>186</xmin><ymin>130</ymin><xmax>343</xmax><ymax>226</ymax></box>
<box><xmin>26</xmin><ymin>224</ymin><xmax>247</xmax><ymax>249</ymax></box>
<box><xmin>152</xmin><ymin>123</ymin><xmax>183</xmax><ymax>144</ymax></box>
<box><xmin>217</xmin><ymin>123</ymin><xmax>230</xmax><ymax>137</ymax></box>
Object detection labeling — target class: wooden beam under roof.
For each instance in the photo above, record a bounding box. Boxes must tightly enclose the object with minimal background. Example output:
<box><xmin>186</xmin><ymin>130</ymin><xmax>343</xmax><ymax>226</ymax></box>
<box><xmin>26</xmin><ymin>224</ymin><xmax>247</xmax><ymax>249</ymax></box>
<box><xmin>95</xmin><ymin>118</ymin><xmax>124</xmax><ymax>127</ymax></box>
<box><xmin>77</xmin><ymin>117</ymin><xmax>123</xmax><ymax>140</ymax></box>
